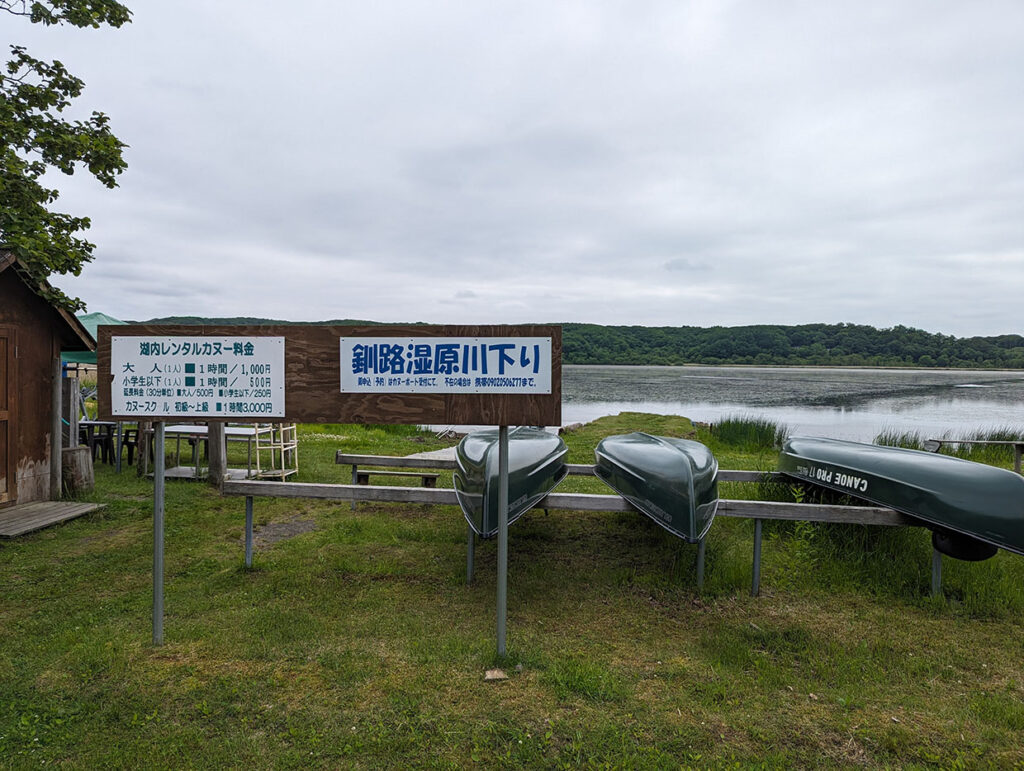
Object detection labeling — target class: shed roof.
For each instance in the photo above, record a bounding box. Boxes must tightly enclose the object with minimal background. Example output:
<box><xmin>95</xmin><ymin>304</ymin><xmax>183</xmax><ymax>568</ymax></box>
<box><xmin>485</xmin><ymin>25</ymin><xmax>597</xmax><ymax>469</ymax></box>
<box><xmin>0</xmin><ymin>251</ymin><xmax>96</xmax><ymax>352</ymax></box>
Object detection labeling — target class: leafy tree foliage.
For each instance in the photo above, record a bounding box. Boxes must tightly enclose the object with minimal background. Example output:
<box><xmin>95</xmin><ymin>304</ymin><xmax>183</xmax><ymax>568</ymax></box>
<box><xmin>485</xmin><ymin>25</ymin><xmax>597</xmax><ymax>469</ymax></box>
<box><xmin>1</xmin><ymin>0</ymin><xmax>130</xmax><ymax>310</ymax></box>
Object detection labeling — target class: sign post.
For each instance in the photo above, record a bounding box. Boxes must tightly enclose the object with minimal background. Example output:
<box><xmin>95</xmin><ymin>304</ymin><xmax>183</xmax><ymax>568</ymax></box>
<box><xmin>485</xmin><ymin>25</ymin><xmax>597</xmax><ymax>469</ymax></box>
<box><xmin>152</xmin><ymin>421</ymin><xmax>165</xmax><ymax>645</ymax></box>
<box><xmin>496</xmin><ymin>425</ymin><xmax>509</xmax><ymax>656</ymax></box>
<box><xmin>101</xmin><ymin>330</ymin><xmax>288</xmax><ymax>645</ymax></box>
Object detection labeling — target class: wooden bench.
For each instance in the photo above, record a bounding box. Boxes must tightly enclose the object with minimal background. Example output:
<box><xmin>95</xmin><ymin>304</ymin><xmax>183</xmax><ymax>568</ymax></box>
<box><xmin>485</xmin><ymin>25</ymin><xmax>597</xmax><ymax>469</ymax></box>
<box><xmin>355</xmin><ymin>469</ymin><xmax>440</xmax><ymax>487</ymax></box>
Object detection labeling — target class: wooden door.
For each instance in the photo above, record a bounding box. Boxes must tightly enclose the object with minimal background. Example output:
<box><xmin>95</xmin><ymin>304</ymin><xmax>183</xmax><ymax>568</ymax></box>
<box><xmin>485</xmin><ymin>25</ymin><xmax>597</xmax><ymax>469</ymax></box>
<box><xmin>0</xmin><ymin>327</ymin><xmax>15</xmax><ymax>506</ymax></box>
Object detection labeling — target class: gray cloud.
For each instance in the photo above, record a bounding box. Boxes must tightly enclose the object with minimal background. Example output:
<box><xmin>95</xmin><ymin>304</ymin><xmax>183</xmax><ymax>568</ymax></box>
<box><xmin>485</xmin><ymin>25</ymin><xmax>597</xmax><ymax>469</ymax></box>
<box><xmin>14</xmin><ymin>1</ymin><xmax>1022</xmax><ymax>336</ymax></box>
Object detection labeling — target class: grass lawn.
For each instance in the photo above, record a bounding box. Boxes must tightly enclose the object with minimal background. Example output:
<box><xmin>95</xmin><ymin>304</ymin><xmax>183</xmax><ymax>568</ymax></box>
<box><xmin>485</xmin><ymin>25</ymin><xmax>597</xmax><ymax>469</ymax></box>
<box><xmin>1</xmin><ymin>414</ymin><xmax>1023</xmax><ymax>768</ymax></box>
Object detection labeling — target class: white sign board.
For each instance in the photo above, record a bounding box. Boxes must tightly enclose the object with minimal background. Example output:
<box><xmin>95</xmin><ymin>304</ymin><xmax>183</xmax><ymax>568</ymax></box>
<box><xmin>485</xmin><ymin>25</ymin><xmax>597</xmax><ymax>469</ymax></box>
<box><xmin>110</xmin><ymin>336</ymin><xmax>285</xmax><ymax>418</ymax></box>
<box><xmin>340</xmin><ymin>337</ymin><xmax>552</xmax><ymax>394</ymax></box>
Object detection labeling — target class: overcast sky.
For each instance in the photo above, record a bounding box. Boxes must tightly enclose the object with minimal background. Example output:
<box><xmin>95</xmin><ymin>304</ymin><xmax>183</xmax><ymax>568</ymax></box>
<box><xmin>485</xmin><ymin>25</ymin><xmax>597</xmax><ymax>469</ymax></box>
<box><xmin>15</xmin><ymin>1</ymin><xmax>1024</xmax><ymax>336</ymax></box>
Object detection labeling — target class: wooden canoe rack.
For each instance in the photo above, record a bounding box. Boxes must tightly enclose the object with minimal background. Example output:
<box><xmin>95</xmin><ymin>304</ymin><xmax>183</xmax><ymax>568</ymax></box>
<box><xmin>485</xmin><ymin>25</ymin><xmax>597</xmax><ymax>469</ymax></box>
<box><xmin>221</xmin><ymin>452</ymin><xmax>947</xmax><ymax>597</ymax></box>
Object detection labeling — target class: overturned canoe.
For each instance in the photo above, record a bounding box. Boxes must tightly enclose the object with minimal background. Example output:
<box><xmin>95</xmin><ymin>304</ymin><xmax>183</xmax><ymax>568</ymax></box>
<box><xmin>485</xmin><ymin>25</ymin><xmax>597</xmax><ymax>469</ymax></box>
<box><xmin>778</xmin><ymin>436</ymin><xmax>1024</xmax><ymax>560</ymax></box>
<box><xmin>454</xmin><ymin>427</ymin><xmax>568</xmax><ymax>539</ymax></box>
<box><xmin>594</xmin><ymin>433</ymin><xmax>719</xmax><ymax>542</ymax></box>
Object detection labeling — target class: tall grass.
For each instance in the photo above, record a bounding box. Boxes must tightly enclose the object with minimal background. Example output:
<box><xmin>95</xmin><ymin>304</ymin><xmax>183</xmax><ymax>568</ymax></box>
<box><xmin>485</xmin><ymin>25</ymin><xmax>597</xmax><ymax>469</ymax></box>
<box><xmin>708</xmin><ymin>414</ymin><xmax>788</xmax><ymax>450</ymax></box>
<box><xmin>873</xmin><ymin>428</ymin><xmax>926</xmax><ymax>450</ymax></box>
<box><xmin>873</xmin><ymin>425</ymin><xmax>1024</xmax><ymax>469</ymax></box>
<box><xmin>950</xmin><ymin>426</ymin><xmax>1024</xmax><ymax>467</ymax></box>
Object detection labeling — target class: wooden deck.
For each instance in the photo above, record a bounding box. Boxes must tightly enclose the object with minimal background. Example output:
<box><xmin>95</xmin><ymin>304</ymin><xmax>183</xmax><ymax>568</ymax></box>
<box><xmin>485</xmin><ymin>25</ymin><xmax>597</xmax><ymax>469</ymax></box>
<box><xmin>0</xmin><ymin>501</ymin><xmax>104</xmax><ymax>538</ymax></box>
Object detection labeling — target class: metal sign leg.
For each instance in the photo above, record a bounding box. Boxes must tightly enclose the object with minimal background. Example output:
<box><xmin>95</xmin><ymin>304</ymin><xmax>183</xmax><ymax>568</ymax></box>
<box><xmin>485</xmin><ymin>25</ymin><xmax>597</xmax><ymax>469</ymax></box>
<box><xmin>496</xmin><ymin>425</ymin><xmax>509</xmax><ymax>657</ymax></box>
<box><xmin>245</xmin><ymin>495</ymin><xmax>254</xmax><ymax>568</ymax></box>
<box><xmin>153</xmin><ymin>421</ymin><xmax>165</xmax><ymax>645</ymax></box>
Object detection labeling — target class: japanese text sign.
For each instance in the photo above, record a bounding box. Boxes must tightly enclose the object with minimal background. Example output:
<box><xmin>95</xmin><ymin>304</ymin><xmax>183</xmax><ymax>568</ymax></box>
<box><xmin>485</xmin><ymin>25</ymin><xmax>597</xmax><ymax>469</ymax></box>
<box><xmin>340</xmin><ymin>337</ymin><xmax>552</xmax><ymax>394</ymax></box>
<box><xmin>110</xmin><ymin>336</ymin><xmax>285</xmax><ymax>418</ymax></box>
<box><xmin>99</xmin><ymin>324</ymin><xmax>561</xmax><ymax>425</ymax></box>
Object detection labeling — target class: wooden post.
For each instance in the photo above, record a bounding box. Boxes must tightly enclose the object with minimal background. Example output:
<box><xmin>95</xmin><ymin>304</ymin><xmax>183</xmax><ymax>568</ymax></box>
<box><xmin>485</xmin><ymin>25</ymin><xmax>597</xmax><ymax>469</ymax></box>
<box><xmin>208</xmin><ymin>421</ymin><xmax>227</xmax><ymax>487</ymax></box>
<box><xmin>51</xmin><ymin>357</ymin><xmax>62</xmax><ymax>500</ymax></box>
<box><xmin>62</xmin><ymin>377</ymin><xmax>80</xmax><ymax>447</ymax></box>
<box><xmin>137</xmin><ymin>420</ymin><xmax>151</xmax><ymax>477</ymax></box>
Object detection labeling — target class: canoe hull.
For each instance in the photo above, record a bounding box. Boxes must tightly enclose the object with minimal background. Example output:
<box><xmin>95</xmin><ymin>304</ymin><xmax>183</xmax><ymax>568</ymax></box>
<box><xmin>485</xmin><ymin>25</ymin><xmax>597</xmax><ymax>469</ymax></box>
<box><xmin>778</xmin><ymin>436</ymin><xmax>1024</xmax><ymax>558</ymax></box>
<box><xmin>454</xmin><ymin>427</ymin><xmax>568</xmax><ymax>539</ymax></box>
<box><xmin>594</xmin><ymin>432</ymin><xmax>719</xmax><ymax>543</ymax></box>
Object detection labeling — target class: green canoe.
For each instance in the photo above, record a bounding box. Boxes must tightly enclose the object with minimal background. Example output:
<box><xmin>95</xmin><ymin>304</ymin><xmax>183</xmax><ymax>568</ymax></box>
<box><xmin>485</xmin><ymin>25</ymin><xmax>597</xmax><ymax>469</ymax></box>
<box><xmin>594</xmin><ymin>433</ymin><xmax>719</xmax><ymax>543</ymax></box>
<box><xmin>454</xmin><ymin>427</ymin><xmax>568</xmax><ymax>539</ymax></box>
<box><xmin>778</xmin><ymin>436</ymin><xmax>1024</xmax><ymax>560</ymax></box>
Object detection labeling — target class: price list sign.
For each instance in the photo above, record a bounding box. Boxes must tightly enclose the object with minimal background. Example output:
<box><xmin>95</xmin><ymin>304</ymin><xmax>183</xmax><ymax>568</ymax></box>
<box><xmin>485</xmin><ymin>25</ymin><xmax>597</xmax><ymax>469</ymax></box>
<box><xmin>109</xmin><ymin>335</ymin><xmax>285</xmax><ymax>418</ymax></box>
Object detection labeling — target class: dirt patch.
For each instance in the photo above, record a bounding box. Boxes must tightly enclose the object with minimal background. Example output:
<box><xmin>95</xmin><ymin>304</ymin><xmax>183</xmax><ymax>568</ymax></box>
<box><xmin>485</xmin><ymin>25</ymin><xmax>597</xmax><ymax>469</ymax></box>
<box><xmin>248</xmin><ymin>517</ymin><xmax>318</xmax><ymax>550</ymax></box>
<box><xmin>79</xmin><ymin>527</ymin><xmax>128</xmax><ymax>545</ymax></box>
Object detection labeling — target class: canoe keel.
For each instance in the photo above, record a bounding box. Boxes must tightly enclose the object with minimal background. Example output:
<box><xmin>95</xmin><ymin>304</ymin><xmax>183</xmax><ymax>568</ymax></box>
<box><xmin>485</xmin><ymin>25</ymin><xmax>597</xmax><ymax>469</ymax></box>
<box><xmin>594</xmin><ymin>433</ymin><xmax>719</xmax><ymax>543</ymax></box>
<box><xmin>454</xmin><ymin>427</ymin><xmax>568</xmax><ymax>539</ymax></box>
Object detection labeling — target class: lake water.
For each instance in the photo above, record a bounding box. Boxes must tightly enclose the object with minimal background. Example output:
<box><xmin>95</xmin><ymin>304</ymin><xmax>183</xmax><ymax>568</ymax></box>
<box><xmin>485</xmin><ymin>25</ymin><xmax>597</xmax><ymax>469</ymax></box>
<box><xmin>562</xmin><ymin>365</ymin><xmax>1024</xmax><ymax>442</ymax></box>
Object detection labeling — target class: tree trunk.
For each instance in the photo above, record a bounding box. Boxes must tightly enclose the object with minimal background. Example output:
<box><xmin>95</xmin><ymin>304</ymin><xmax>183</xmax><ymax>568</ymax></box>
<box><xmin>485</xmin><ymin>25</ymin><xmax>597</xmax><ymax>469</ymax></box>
<box><xmin>62</xmin><ymin>446</ymin><xmax>94</xmax><ymax>496</ymax></box>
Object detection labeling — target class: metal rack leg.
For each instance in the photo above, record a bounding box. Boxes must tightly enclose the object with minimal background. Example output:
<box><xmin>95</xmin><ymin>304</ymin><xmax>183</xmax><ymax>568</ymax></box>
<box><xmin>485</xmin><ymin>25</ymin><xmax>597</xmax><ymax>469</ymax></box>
<box><xmin>466</xmin><ymin>525</ymin><xmax>475</xmax><ymax>585</ymax></box>
<box><xmin>696</xmin><ymin>537</ymin><xmax>706</xmax><ymax>590</ymax></box>
<box><xmin>351</xmin><ymin>464</ymin><xmax>358</xmax><ymax>511</ymax></box>
<box><xmin>752</xmin><ymin>519</ymin><xmax>763</xmax><ymax>597</ymax></box>
<box><xmin>931</xmin><ymin>548</ymin><xmax>942</xmax><ymax>597</ymax></box>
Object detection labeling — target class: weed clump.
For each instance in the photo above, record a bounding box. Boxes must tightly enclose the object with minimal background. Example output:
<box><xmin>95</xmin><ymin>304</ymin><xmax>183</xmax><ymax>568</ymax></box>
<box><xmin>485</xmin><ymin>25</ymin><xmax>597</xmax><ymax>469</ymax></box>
<box><xmin>709</xmin><ymin>415</ymin><xmax>788</xmax><ymax>451</ymax></box>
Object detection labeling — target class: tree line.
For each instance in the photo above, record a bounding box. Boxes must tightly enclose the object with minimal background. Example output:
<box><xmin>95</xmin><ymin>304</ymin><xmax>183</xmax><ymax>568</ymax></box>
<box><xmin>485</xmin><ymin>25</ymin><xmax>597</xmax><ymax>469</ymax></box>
<box><xmin>146</xmin><ymin>317</ymin><xmax>1024</xmax><ymax>369</ymax></box>
<box><xmin>561</xmin><ymin>323</ymin><xmax>1024</xmax><ymax>368</ymax></box>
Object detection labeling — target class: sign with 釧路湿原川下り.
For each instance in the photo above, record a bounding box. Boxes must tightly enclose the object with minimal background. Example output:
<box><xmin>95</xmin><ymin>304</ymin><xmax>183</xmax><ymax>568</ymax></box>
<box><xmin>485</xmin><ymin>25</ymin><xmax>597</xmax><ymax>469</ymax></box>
<box><xmin>339</xmin><ymin>337</ymin><xmax>553</xmax><ymax>394</ymax></box>
<box><xmin>109</xmin><ymin>335</ymin><xmax>285</xmax><ymax>419</ymax></box>
<box><xmin>97</xmin><ymin>323</ymin><xmax>561</xmax><ymax>425</ymax></box>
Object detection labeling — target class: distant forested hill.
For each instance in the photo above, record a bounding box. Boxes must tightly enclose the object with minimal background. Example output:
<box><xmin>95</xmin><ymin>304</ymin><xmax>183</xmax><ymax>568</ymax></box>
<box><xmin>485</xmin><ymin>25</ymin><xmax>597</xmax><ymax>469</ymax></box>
<box><xmin>561</xmin><ymin>323</ymin><xmax>1024</xmax><ymax>368</ymax></box>
<box><xmin>138</xmin><ymin>318</ymin><xmax>1024</xmax><ymax>368</ymax></box>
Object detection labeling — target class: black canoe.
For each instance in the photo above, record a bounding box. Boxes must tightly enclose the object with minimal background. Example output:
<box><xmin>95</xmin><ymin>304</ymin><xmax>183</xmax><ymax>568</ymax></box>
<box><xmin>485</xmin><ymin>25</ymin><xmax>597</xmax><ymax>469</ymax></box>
<box><xmin>594</xmin><ymin>432</ymin><xmax>719</xmax><ymax>543</ymax></box>
<box><xmin>778</xmin><ymin>436</ymin><xmax>1024</xmax><ymax>560</ymax></box>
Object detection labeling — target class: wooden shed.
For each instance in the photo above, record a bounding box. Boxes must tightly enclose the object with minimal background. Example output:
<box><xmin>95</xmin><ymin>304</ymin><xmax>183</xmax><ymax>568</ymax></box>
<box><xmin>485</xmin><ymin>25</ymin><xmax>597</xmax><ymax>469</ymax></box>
<box><xmin>0</xmin><ymin>251</ymin><xmax>95</xmax><ymax>508</ymax></box>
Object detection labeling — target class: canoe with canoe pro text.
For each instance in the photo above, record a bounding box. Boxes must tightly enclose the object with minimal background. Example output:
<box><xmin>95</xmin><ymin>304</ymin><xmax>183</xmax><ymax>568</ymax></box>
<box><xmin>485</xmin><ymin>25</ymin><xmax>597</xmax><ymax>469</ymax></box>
<box><xmin>778</xmin><ymin>436</ymin><xmax>1024</xmax><ymax>560</ymax></box>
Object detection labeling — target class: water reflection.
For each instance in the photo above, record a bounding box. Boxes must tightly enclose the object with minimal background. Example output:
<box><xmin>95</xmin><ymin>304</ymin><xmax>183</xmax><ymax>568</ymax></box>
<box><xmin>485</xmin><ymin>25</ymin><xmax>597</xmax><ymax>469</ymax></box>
<box><xmin>562</xmin><ymin>366</ymin><xmax>1024</xmax><ymax>442</ymax></box>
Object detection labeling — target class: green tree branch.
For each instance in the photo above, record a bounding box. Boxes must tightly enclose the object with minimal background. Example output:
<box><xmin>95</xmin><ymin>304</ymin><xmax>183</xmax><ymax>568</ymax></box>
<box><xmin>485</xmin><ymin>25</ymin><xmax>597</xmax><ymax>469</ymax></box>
<box><xmin>1</xmin><ymin>0</ymin><xmax>130</xmax><ymax>310</ymax></box>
